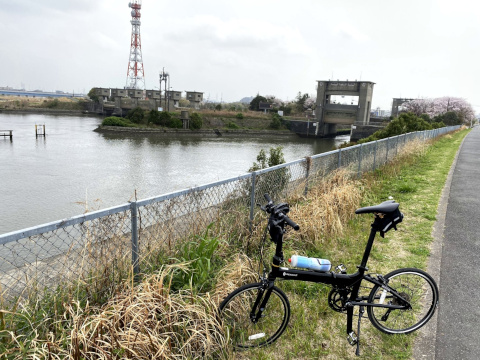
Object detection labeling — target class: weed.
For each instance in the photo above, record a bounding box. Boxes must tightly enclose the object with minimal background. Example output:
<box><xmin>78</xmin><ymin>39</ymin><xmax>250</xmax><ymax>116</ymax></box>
<box><xmin>169</xmin><ymin>224</ymin><xmax>225</xmax><ymax>293</ymax></box>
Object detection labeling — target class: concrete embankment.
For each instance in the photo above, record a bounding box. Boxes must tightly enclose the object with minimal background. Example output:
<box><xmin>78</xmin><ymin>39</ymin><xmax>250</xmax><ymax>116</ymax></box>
<box><xmin>94</xmin><ymin>126</ymin><xmax>299</xmax><ymax>138</ymax></box>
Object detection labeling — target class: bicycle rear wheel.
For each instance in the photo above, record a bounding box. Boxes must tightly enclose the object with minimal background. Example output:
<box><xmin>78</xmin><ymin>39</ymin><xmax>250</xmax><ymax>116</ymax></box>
<box><xmin>219</xmin><ymin>282</ymin><xmax>290</xmax><ymax>349</ymax></box>
<box><xmin>367</xmin><ymin>268</ymin><xmax>438</xmax><ymax>334</ymax></box>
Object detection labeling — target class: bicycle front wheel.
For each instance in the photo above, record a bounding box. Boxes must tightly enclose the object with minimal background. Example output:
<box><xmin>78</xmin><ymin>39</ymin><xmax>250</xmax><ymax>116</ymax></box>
<box><xmin>367</xmin><ymin>268</ymin><xmax>438</xmax><ymax>334</ymax></box>
<box><xmin>219</xmin><ymin>282</ymin><xmax>290</xmax><ymax>349</ymax></box>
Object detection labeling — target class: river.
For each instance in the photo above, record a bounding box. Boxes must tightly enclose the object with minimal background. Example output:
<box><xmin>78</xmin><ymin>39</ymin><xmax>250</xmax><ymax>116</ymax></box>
<box><xmin>0</xmin><ymin>113</ymin><xmax>349</xmax><ymax>234</ymax></box>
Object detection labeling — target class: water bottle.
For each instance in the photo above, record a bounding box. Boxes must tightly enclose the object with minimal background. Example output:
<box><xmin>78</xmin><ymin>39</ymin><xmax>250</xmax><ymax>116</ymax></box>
<box><xmin>288</xmin><ymin>255</ymin><xmax>331</xmax><ymax>272</ymax></box>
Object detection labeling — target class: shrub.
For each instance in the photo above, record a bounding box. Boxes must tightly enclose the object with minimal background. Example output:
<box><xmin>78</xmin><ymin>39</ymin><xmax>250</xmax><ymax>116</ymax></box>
<box><xmin>158</xmin><ymin>111</ymin><xmax>172</xmax><ymax>126</ymax></box>
<box><xmin>226</xmin><ymin>121</ymin><xmax>240</xmax><ymax>129</ymax></box>
<box><xmin>101</xmin><ymin>116</ymin><xmax>134</xmax><ymax>127</ymax></box>
<box><xmin>168</xmin><ymin>117</ymin><xmax>183</xmax><ymax>128</ymax></box>
<box><xmin>126</xmin><ymin>107</ymin><xmax>146</xmax><ymax>124</ymax></box>
<box><xmin>359</xmin><ymin>112</ymin><xmax>434</xmax><ymax>143</ymax></box>
<box><xmin>190</xmin><ymin>112</ymin><xmax>203</xmax><ymax>129</ymax></box>
<box><xmin>269</xmin><ymin>113</ymin><xmax>283</xmax><ymax>129</ymax></box>
<box><xmin>147</xmin><ymin>109</ymin><xmax>161</xmax><ymax>125</ymax></box>
<box><xmin>46</xmin><ymin>99</ymin><xmax>60</xmax><ymax>108</ymax></box>
<box><xmin>236</xmin><ymin>113</ymin><xmax>244</xmax><ymax>119</ymax></box>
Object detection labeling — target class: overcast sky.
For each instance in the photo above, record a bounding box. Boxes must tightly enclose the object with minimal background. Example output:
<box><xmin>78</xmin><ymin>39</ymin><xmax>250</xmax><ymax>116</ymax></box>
<box><xmin>1</xmin><ymin>0</ymin><xmax>479</xmax><ymax>112</ymax></box>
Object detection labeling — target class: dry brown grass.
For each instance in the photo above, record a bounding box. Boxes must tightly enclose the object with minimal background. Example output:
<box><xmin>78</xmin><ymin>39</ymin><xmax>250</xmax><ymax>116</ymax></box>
<box><xmin>287</xmin><ymin>169</ymin><xmax>363</xmax><ymax>250</ymax></box>
<box><xmin>48</xmin><ymin>265</ymin><xmax>228</xmax><ymax>360</ymax></box>
<box><xmin>212</xmin><ymin>254</ymin><xmax>258</xmax><ymax>305</ymax></box>
<box><xmin>198</xmin><ymin>109</ymin><xmax>269</xmax><ymax>120</ymax></box>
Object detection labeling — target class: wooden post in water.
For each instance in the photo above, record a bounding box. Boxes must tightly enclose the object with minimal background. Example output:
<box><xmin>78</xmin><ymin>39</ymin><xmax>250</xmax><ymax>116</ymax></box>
<box><xmin>0</xmin><ymin>130</ymin><xmax>13</xmax><ymax>140</ymax></box>
<box><xmin>35</xmin><ymin>124</ymin><xmax>46</xmax><ymax>138</ymax></box>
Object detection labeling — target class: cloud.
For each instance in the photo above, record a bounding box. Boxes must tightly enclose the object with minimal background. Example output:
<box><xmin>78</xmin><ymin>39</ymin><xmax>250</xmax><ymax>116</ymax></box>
<box><xmin>0</xmin><ymin>0</ymin><xmax>97</xmax><ymax>15</ymax></box>
<box><xmin>162</xmin><ymin>15</ymin><xmax>312</xmax><ymax>57</ymax></box>
<box><xmin>333</xmin><ymin>22</ymin><xmax>370</xmax><ymax>43</ymax></box>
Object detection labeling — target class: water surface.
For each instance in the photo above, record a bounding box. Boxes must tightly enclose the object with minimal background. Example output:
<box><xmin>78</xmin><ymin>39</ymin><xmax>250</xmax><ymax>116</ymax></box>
<box><xmin>0</xmin><ymin>113</ymin><xmax>348</xmax><ymax>234</ymax></box>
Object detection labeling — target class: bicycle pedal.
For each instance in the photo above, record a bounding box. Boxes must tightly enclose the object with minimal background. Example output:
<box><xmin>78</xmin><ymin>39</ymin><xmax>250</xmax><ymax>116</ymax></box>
<box><xmin>347</xmin><ymin>331</ymin><xmax>358</xmax><ymax>346</ymax></box>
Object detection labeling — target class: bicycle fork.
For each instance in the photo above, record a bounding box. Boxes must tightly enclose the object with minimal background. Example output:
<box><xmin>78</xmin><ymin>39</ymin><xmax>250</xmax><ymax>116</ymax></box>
<box><xmin>249</xmin><ymin>281</ymin><xmax>275</xmax><ymax>324</ymax></box>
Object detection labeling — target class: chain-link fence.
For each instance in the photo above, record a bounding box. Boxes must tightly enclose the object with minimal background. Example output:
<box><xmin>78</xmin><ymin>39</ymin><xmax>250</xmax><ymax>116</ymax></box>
<box><xmin>0</xmin><ymin>126</ymin><xmax>460</xmax><ymax>303</ymax></box>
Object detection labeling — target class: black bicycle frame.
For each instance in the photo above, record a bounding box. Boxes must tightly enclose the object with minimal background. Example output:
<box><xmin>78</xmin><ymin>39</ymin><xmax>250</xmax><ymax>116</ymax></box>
<box><xmin>258</xmin><ymin>221</ymin><xmax>411</xmax><ymax>336</ymax></box>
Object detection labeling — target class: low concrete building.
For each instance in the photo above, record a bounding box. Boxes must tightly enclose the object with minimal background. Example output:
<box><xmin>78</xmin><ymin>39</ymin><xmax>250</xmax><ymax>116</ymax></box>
<box><xmin>185</xmin><ymin>91</ymin><xmax>204</xmax><ymax>109</ymax></box>
<box><xmin>166</xmin><ymin>90</ymin><xmax>182</xmax><ymax>107</ymax></box>
<box><xmin>127</xmin><ymin>89</ymin><xmax>144</xmax><ymax>99</ymax></box>
<box><xmin>111</xmin><ymin>88</ymin><xmax>128</xmax><ymax>98</ymax></box>
<box><xmin>146</xmin><ymin>89</ymin><xmax>160</xmax><ymax>100</ymax></box>
<box><xmin>93</xmin><ymin>88</ymin><xmax>110</xmax><ymax>102</ymax></box>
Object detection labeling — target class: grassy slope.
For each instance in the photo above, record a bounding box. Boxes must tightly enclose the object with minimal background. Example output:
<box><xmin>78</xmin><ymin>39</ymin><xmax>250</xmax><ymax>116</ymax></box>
<box><xmin>238</xmin><ymin>129</ymin><xmax>469</xmax><ymax>360</ymax></box>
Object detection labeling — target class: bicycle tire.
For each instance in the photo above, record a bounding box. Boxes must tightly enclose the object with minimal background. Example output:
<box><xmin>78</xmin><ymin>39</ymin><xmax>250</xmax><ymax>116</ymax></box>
<box><xmin>367</xmin><ymin>268</ymin><xmax>438</xmax><ymax>334</ymax></box>
<box><xmin>219</xmin><ymin>282</ymin><xmax>290</xmax><ymax>349</ymax></box>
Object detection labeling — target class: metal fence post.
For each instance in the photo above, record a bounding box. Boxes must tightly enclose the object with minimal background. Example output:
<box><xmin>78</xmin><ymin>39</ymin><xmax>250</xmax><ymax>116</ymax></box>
<box><xmin>373</xmin><ymin>140</ymin><xmax>377</xmax><ymax>172</ymax></box>
<box><xmin>130</xmin><ymin>201</ymin><xmax>140</xmax><ymax>276</ymax></box>
<box><xmin>249</xmin><ymin>172</ymin><xmax>256</xmax><ymax>232</ymax></box>
<box><xmin>303</xmin><ymin>157</ymin><xmax>311</xmax><ymax>196</ymax></box>
<box><xmin>338</xmin><ymin>148</ymin><xmax>342</xmax><ymax>168</ymax></box>
<box><xmin>357</xmin><ymin>144</ymin><xmax>363</xmax><ymax>178</ymax></box>
<box><xmin>386</xmin><ymin>137</ymin><xmax>389</xmax><ymax>163</ymax></box>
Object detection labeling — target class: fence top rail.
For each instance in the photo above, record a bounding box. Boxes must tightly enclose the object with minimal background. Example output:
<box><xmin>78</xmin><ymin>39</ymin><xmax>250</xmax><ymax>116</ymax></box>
<box><xmin>0</xmin><ymin>202</ymin><xmax>132</xmax><ymax>245</ymax></box>
<box><xmin>254</xmin><ymin>158</ymin><xmax>306</xmax><ymax>176</ymax></box>
<box><xmin>311</xmin><ymin>148</ymin><xmax>339</xmax><ymax>159</ymax></box>
<box><xmin>136</xmin><ymin>173</ymin><xmax>253</xmax><ymax>208</ymax></box>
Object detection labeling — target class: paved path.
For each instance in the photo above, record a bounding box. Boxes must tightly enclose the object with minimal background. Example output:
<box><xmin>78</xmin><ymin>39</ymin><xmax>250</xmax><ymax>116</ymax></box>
<box><xmin>414</xmin><ymin>126</ymin><xmax>480</xmax><ymax>359</ymax></box>
<box><xmin>435</xmin><ymin>126</ymin><xmax>480</xmax><ymax>359</ymax></box>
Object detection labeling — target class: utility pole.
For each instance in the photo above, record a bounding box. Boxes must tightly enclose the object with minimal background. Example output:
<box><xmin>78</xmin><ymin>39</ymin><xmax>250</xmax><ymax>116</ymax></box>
<box><xmin>159</xmin><ymin>68</ymin><xmax>170</xmax><ymax>111</ymax></box>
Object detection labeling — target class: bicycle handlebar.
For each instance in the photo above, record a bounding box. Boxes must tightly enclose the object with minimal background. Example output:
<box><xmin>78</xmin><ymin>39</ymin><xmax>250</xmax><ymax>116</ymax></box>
<box><xmin>262</xmin><ymin>193</ymin><xmax>300</xmax><ymax>231</ymax></box>
<box><xmin>283</xmin><ymin>214</ymin><xmax>300</xmax><ymax>231</ymax></box>
<box><xmin>264</xmin><ymin>193</ymin><xmax>273</xmax><ymax>204</ymax></box>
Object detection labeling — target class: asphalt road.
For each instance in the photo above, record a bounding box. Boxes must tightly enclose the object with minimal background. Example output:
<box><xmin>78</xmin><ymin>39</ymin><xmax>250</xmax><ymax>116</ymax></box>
<box><xmin>413</xmin><ymin>126</ymin><xmax>480</xmax><ymax>359</ymax></box>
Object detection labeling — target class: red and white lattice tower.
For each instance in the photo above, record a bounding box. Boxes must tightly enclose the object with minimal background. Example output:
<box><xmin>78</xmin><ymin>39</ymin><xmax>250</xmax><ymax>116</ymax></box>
<box><xmin>125</xmin><ymin>0</ymin><xmax>145</xmax><ymax>89</ymax></box>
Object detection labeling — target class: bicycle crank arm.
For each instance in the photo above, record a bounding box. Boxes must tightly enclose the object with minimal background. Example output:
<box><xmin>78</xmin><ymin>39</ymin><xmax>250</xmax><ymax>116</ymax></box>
<box><xmin>381</xmin><ymin>308</ymin><xmax>392</xmax><ymax>322</ymax></box>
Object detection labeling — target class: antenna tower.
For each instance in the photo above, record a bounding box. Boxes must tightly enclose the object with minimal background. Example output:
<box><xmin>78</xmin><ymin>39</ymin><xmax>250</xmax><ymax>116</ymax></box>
<box><xmin>126</xmin><ymin>0</ymin><xmax>145</xmax><ymax>89</ymax></box>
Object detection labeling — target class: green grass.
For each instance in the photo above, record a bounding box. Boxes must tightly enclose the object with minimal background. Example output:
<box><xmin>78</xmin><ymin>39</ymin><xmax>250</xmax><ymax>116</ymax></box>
<box><xmin>238</xmin><ymin>129</ymin><xmax>470</xmax><ymax>359</ymax></box>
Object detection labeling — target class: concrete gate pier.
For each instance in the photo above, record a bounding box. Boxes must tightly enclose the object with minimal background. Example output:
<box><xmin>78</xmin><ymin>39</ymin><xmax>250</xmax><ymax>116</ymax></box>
<box><xmin>315</xmin><ymin>80</ymin><xmax>375</xmax><ymax>137</ymax></box>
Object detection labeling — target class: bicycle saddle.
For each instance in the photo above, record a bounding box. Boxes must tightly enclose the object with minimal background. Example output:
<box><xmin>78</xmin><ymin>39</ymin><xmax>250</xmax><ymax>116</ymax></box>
<box><xmin>355</xmin><ymin>200</ymin><xmax>399</xmax><ymax>215</ymax></box>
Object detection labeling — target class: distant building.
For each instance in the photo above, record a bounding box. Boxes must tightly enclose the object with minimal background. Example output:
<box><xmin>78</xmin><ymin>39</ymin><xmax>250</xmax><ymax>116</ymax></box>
<box><xmin>93</xmin><ymin>88</ymin><xmax>111</xmax><ymax>101</ymax></box>
<box><xmin>145</xmin><ymin>89</ymin><xmax>161</xmax><ymax>100</ymax></box>
<box><xmin>166</xmin><ymin>90</ymin><xmax>182</xmax><ymax>107</ymax></box>
<box><xmin>111</xmin><ymin>88</ymin><xmax>128</xmax><ymax>98</ymax></box>
<box><xmin>372</xmin><ymin>108</ymin><xmax>390</xmax><ymax>118</ymax></box>
<box><xmin>127</xmin><ymin>89</ymin><xmax>144</xmax><ymax>99</ymax></box>
<box><xmin>185</xmin><ymin>91</ymin><xmax>204</xmax><ymax>109</ymax></box>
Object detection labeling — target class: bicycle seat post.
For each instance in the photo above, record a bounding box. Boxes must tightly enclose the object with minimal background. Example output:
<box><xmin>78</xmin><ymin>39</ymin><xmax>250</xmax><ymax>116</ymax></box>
<box><xmin>359</xmin><ymin>225</ymin><xmax>379</xmax><ymax>271</ymax></box>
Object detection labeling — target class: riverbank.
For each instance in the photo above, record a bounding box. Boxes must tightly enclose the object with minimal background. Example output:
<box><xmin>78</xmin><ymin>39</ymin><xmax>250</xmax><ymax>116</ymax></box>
<box><xmin>0</xmin><ymin>107</ymin><xmax>92</xmax><ymax>116</ymax></box>
<box><xmin>94</xmin><ymin>125</ymin><xmax>299</xmax><ymax>138</ymax></box>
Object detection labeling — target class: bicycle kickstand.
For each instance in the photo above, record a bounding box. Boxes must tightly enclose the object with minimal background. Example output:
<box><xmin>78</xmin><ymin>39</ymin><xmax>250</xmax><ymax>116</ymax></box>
<box><xmin>355</xmin><ymin>305</ymin><xmax>365</xmax><ymax>356</ymax></box>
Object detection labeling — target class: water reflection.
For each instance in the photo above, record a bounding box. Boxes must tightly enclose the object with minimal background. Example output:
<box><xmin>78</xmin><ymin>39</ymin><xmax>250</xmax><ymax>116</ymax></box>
<box><xmin>0</xmin><ymin>113</ymin><xmax>349</xmax><ymax>234</ymax></box>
